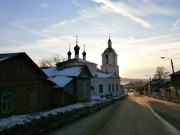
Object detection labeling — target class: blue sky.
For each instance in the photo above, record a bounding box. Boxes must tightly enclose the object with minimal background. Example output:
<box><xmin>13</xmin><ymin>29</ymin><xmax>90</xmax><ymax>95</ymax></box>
<box><xmin>0</xmin><ymin>0</ymin><xmax>180</xmax><ymax>79</ymax></box>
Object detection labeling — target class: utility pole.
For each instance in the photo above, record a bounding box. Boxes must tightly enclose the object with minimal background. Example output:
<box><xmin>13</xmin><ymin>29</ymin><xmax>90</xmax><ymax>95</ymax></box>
<box><xmin>161</xmin><ymin>57</ymin><xmax>179</xmax><ymax>100</ymax></box>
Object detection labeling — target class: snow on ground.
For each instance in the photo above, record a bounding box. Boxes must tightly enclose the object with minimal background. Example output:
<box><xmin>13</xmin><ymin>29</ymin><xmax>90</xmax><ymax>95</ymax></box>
<box><xmin>91</xmin><ymin>95</ymin><xmax>106</xmax><ymax>100</ymax></box>
<box><xmin>0</xmin><ymin>100</ymin><xmax>99</xmax><ymax>132</ymax></box>
<box><xmin>0</xmin><ymin>94</ymin><xmax>126</xmax><ymax>132</ymax></box>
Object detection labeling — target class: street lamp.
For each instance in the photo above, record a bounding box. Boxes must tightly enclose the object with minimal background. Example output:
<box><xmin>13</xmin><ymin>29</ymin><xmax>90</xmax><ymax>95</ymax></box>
<box><xmin>161</xmin><ymin>57</ymin><xmax>179</xmax><ymax>100</ymax></box>
<box><xmin>145</xmin><ymin>75</ymin><xmax>151</xmax><ymax>96</ymax></box>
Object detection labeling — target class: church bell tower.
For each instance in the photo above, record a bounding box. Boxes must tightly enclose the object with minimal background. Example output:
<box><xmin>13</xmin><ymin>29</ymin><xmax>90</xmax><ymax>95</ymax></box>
<box><xmin>101</xmin><ymin>34</ymin><xmax>119</xmax><ymax>76</ymax></box>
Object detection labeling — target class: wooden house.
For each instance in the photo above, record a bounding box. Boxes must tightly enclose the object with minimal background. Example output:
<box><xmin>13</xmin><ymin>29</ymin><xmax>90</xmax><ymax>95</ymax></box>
<box><xmin>0</xmin><ymin>52</ymin><xmax>53</xmax><ymax>118</ymax></box>
<box><xmin>170</xmin><ymin>71</ymin><xmax>180</xmax><ymax>100</ymax></box>
<box><xmin>42</xmin><ymin>65</ymin><xmax>93</xmax><ymax>107</ymax></box>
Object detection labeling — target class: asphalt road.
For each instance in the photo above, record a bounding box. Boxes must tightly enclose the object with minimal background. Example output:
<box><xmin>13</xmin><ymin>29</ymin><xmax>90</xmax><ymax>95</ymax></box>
<box><xmin>50</xmin><ymin>95</ymin><xmax>180</xmax><ymax>135</ymax></box>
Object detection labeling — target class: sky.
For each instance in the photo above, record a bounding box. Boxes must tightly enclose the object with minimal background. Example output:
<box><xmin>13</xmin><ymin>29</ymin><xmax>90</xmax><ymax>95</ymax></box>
<box><xmin>0</xmin><ymin>0</ymin><xmax>180</xmax><ymax>79</ymax></box>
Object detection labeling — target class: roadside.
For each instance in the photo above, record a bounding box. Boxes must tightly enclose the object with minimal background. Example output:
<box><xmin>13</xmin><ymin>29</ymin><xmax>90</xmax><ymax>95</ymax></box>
<box><xmin>147</xmin><ymin>96</ymin><xmax>180</xmax><ymax>130</ymax></box>
<box><xmin>49</xmin><ymin>94</ymin><xmax>179</xmax><ymax>135</ymax></box>
<box><xmin>0</xmin><ymin>94</ymin><xmax>127</xmax><ymax>135</ymax></box>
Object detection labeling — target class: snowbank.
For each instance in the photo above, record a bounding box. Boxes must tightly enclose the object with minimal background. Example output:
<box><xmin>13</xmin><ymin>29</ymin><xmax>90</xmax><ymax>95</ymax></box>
<box><xmin>0</xmin><ymin>101</ymin><xmax>97</xmax><ymax>132</ymax></box>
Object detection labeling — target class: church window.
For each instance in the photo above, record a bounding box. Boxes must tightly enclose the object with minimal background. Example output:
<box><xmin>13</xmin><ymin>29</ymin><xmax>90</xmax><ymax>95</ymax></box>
<box><xmin>106</xmin><ymin>69</ymin><xmax>108</xmax><ymax>73</ymax></box>
<box><xmin>112</xmin><ymin>84</ymin><xmax>114</xmax><ymax>92</ymax></box>
<box><xmin>106</xmin><ymin>55</ymin><xmax>108</xmax><ymax>64</ymax></box>
<box><xmin>85</xmin><ymin>83</ymin><xmax>89</xmax><ymax>96</ymax></box>
<box><xmin>114</xmin><ymin>55</ymin><xmax>116</xmax><ymax>64</ymax></box>
<box><xmin>79</xmin><ymin>83</ymin><xmax>83</xmax><ymax>96</ymax></box>
<box><xmin>116</xmin><ymin>84</ymin><xmax>118</xmax><ymax>91</ymax></box>
<box><xmin>99</xmin><ymin>84</ymin><xmax>103</xmax><ymax>93</ymax></box>
<box><xmin>108</xmin><ymin>84</ymin><xmax>111</xmax><ymax>92</ymax></box>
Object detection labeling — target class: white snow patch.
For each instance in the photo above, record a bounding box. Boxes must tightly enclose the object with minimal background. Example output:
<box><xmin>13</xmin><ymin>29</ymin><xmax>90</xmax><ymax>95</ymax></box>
<box><xmin>0</xmin><ymin>101</ymin><xmax>98</xmax><ymax>132</ymax></box>
<box><xmin>48</xmin><ymin>76</ymin><xmax>73</xmax><ymax>88</ymax></box>
<box><xmin>42</xmin><ymin>67</ymin><xmax>82</xmax><ymax>77</ymax></box>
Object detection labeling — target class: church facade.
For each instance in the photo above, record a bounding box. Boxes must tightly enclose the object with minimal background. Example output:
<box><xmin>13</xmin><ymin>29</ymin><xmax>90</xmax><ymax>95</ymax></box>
<box><xmin>58</xmin><ymin>36</ymin><xmax>123</xmax><ymax>98</ymax></box>
<box><xmin>91</xmin><ymin>36</ymin><xmax>123</xmax><ymax>98</ymax></box>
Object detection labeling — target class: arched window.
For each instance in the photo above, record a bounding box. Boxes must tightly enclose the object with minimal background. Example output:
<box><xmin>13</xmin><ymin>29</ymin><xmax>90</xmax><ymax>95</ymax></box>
<box><xmin>114</xmin><ymin>55</ymin><xmax>116</xmax><ymax>64</ymax></box>
<box><xmin>106</xmin><ymin>55</ymin><xmax>108</xmax><ymax>64</ymax></box>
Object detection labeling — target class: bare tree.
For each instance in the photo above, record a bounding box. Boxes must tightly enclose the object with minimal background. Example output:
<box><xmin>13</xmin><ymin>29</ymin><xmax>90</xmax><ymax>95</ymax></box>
<box><xmin>39</xmin><ymin>54</ymin><xmax>66</xmax><ymax>67</ymax></box>
<box><xmin>52</xmin><ymin>54</ymin><xmax>66</xmax><ymax>65</ymax></box>
<box><xmin>153</xmin><ymin>66</ymin><xmax>169</xmax><ymax>80</ymax></box>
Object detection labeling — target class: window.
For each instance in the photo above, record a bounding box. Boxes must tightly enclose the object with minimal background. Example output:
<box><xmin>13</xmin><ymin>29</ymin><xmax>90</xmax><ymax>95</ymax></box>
<box><xmin>112</xmin><ymin>84</ymin><xmax>114</xmax><ymax>92</ymax></box>
<box><xmin>114</xmin><ymin>55</ymin><xmax>116</xmax><ymax>64</ymax></box>
<box><xmin>1</xmin><ymin>92</ymin><xmax>14</xmax><ymax>115</ymax></box>
<box><xmin>106</xmin><ymin>55</ymin><xmax>108</xmax><ymax>64</ymax></box>
<box><xmin>85</xmin><ymin>83</ymin><xmax>89</xmax><ymax>96</ymax></box>
<box><xmin>99</xmin><ymin>84</ymin><xmax>103</xmax><ymax>93</ymax></box>
<box><xmin>109</xmin><ymin>84</ymin><xmax>111</xmax><ymax>92</ymax></box>
<box><xmin>15</xmin><ymin>63</ymin><xmax>23</xmax><ymax>75</ymax></box>
<box><xmin>79</xmin><ymin>83</ymin><xmax>83</xmax><ymax>96</ymax></box>
<box><xmin>28</xmin><ymin>88</ymin><xmax>37</xmax><ymax>106</ymax></box>
<box><xmin>116</xmin><ymin>84</ymin><xmax>118</xmax><ymax>91</ymax></box>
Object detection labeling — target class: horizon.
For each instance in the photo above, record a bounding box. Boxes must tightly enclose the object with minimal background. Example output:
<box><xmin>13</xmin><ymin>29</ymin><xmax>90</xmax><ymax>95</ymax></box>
<box><xmin>1</xmin><ymin>0</ymin><xmax>180</xmax><ymax>79</ymax></box>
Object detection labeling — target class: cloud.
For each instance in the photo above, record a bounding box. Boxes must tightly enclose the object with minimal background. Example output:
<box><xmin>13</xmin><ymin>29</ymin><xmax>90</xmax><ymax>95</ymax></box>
<box><xmin>42</xmin><ymin>18</ymin><xmax>78</xmax><ymax>33</ymax></box>
<box><xmin>129</xmin><ymin>36</ymin><xmax>135</xmax><ymax>40</ymax></box>
<box><xmin>11</xmin><ymin>23</ymin><xmax>56</xmax><ymax>40</ymax></box>
<box><xmin>39</xmin><ymin>3</ymin><xmax>49</xmax><ymax>9</ymax></box>
<box><xmin>126</xmin><ymin>0</ymin><xmax>175</xmax><ymax>16</ymax></box>
<box><xmin>91</xmin><ymin>0</ymin><xmax>152</xmax><ymax>29</ymax></box>
<box><xmin>0</xmin><ymin>35</ymin><xmax>75</xmax><ymax>54</ymax></box>
<box><xmin>72</xmin><ymin>0</ymin><xmax>77</xmax><ymax>5</ymax></box>
<box><xmin>173</xmin><ymin>18</ymin><xmax>180</xmax><ymax>27</ymax></box>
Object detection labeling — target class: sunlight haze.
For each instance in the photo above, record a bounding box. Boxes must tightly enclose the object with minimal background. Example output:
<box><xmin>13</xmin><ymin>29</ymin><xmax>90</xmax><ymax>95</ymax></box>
<box><xmin>0</xmin><ymin>0</ymin><xmax>180</xmax><ymax>79</ymax></box>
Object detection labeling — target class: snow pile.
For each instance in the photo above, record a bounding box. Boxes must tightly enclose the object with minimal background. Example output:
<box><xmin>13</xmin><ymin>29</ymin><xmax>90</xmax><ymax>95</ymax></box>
<box><xmin>0</xmin><ymin>101</ymin><xmax>98</xmax><ymax>132</ymax></box>
<box><xmin>91</xmin><ymin>95</ymin><xmax>106</xmax><ymax>100</ymax></box>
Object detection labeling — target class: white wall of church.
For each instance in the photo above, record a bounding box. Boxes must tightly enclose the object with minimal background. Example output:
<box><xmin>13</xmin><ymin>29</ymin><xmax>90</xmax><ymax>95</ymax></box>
<box><xmin>101</xmin><ymin>65</ymin><xmax>119</xmax><ymax>76</ymax></box>
<box><xmin>91</xmin><ymin>78</ymin><xmax>122</xmax><ymax>97</ymax></box>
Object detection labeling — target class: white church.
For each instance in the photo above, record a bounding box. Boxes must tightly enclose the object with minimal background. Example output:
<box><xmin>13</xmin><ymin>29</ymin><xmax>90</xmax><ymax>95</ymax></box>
<box><xmin>58</xmin><ymin>35</ymin><xmax>123</xmax><ymax>98</ymax></box>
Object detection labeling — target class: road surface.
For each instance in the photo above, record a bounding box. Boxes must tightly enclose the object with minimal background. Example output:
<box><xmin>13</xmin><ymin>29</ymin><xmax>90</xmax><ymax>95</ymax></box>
<box><xmin>50</xmin><ymin>95</ymin><xmax>180</xmax><ymax>135</ymax></box>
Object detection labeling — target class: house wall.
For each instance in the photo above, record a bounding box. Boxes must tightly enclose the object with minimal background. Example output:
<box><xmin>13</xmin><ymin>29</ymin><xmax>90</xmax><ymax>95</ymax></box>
<box><xmin>77</xmin><ymin>78</ymin><xmax>91</xmax><ymax>102</ymax></box>
<box><xmin>170</xmin><ymin>87</ymin><xmax>180</xmax><ymax>99</ymax></box>
<box><xmin>63</xmin><ymin>80</ymin><xmax>77</xmax><ymax>104</ymax></box>
<box><xmin>0</xmin><ymin>82</ymin><xmax>41</xmax><ymax>117</ymax></box>
<box><xmin>0</xmin><ymin>56</ymin><xmax>45</xmax><ymax>83</ymax></box>
<box><xmin>51</xmin><ymin>89</ymin><xmax>64</xmax><ymax>108</ymax></box>
<box><xmin>170</xmin><ymin>75</ymin><xmax>180</xmax><ymax>100</ymax></box>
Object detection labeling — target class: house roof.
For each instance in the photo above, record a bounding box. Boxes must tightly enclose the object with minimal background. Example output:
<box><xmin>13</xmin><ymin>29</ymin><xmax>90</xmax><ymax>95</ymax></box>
<box><xmin>95</xmin><ymin>71</ymin><xmax>116</xmax><ymax>78</ymax></box>
<box><xmin>42</xmin><ymin>65</ymin><xmax>92</xmax><ymax>88</ymax></box>
<box><xmin>0</xmin><ymin>52</ymin><xmax>24</xmax><ymax>62</ymax></box>
<box><xmin>151</xmin><ymin>79</ymin><xmax>170</xmax><ymax>84</ymax></box>
<box><xmin>42</xmin><ymin>66</ymin><xmax>83</xmax><ymax>77</ymax></box>
<box><xmin>57</xmin><ymin>58</ymin><xmax>97</xmax><ymax>66</ymax></box>
<box><xmin>170</xmin><ymin>70</ymin><xmax>180</xmax><ymax>76</ymax></box>
<box><xmin>0</xmin><ymin>52</ymin><xmax>48</xmax><ymax>78</ymax></box>
<box><xmin>103</xmin><ymin>47</ymin><xmax>116</xmax><ymax>54</ymax></box>
<box><xmin>48</xmin><ymin>76</ymin><xmax>73</xmax><ymax>88</ymax></box>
